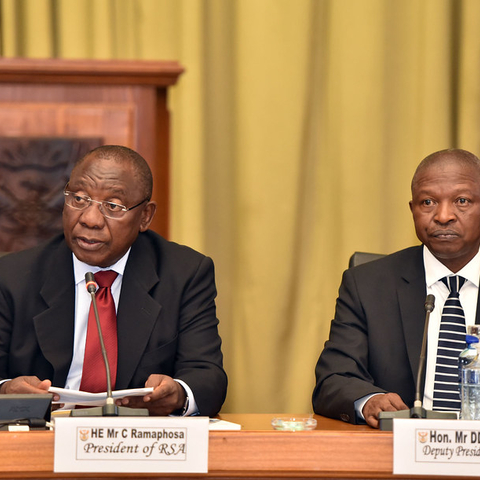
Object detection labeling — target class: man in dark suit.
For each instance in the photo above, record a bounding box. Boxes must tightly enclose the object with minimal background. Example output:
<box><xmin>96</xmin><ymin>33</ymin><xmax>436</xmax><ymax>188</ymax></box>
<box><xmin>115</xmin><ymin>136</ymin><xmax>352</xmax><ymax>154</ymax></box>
<box><xmin>313</xmin><ymin>148</ymin><xmax>480</xmax><ymax>428</ymax></box>
<box><xmin>0</xmin><ymin>145</ymin><xmax>227</xmax><ymax>417</ymax></box>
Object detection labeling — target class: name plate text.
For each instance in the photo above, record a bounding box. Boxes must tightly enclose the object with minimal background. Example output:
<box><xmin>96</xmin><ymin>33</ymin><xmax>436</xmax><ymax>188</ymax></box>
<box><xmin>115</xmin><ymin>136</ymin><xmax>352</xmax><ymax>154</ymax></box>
<box><xmin>54</xmin><ymin>416</ymin><xmax>209</xmax><ymax>473</ymax></box>
<box><xmin>394</xmin><ymin>418</ymin><xmax>480</xmax><ymax>476</ymax></box>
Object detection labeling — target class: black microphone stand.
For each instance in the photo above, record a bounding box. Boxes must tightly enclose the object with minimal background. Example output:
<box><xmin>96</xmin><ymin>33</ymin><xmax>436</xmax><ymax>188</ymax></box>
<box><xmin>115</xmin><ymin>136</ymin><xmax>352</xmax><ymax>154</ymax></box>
<box><xmin>379</xmin><ymin>294</ymin><xmax>457</xmax><ymax>430</ymax></box>
<box><xmin>71</xmin><ymin>273</ymin><xmax>148</xmax><ymax>417</ymax></box>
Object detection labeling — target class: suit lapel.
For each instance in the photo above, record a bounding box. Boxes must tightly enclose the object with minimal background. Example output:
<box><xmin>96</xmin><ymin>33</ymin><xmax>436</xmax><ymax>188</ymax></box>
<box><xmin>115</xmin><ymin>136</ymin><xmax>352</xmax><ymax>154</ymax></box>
<box><xmin>397</xmin><ymin>246</ymin><xmax>427</xmax><ymax>383</ymax></box>
<box><xmin>115</xmin><ymin>241</ymin><xmax>162</xmax><ymax>389</ymax></box>
<box><xmin>33</xmin><ymin>242</ymin><xmax>75</xmax><ymax>386</ymax></box>
<box><xmin>32</xmin><ymin>235</ymin><xmax>162</xmax><ymax>390</ymax></box>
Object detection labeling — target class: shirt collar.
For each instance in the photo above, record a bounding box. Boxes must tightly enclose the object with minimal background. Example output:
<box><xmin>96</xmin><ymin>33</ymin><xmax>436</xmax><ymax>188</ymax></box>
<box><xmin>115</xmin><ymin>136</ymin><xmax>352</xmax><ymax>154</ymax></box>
<box><xmin>424</xmin><ymin>245</ymin><xmax>480</xmax><ymax>289</ymax></box>
<box><xmin>72</xmin><ymin>249</ymin><xmax>131</xmax><ymax>286</ymax></box>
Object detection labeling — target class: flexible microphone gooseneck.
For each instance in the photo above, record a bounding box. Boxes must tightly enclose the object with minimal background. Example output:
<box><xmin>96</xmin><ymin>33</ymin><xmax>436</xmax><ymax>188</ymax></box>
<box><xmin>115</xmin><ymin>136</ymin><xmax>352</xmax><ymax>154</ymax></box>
<box><xmin>379</xmin><ymin>294</ymin><xmax>457</xmax><ymax>430</ymax></box>
<box><xmin>71</xmin><ymin>272</ymin><xmax>148</xmax><ymax>417</ymax></box>
<box><xmin>411</xmin><ymin>294</ymin><xmax>435</xmax><ymax>415</ymax></box>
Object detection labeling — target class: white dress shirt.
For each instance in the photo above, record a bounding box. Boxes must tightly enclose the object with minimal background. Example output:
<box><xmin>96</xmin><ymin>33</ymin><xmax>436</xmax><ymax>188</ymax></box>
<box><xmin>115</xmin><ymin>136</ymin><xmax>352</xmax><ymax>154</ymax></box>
<box><xmin>422</xmin><ymin>246</ymin><xmax>480</xmax><ymax>409</ymax></box>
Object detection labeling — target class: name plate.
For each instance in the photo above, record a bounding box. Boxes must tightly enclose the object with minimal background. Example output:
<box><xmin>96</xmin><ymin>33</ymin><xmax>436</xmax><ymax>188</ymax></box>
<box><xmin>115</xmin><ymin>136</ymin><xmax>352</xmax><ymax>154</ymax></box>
<box><xmin>54</xmin><ymin>416</ymin><xmax>209</xmax><ymax>473</ymax></box>
<box><xmin>394</xmin><ymin>418</ymin><xmax>480</xmax><ymax>476</ymax></box>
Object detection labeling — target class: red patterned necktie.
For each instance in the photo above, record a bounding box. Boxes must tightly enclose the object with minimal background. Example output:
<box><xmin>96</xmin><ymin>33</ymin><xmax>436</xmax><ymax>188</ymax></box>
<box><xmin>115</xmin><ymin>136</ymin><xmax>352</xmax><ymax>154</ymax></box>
<box><xmin>79</xmin><ymin>270</ymin><xmax>118</xmax><ymax>393</ymax></box>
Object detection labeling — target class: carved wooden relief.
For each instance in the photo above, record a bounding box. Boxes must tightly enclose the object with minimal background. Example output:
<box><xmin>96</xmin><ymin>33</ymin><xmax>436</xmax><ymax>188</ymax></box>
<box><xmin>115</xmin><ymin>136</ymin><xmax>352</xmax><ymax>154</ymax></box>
<box><xmin>0</xmin><ymin>138</ymin><xmax>102</xmax><ymax>252</ymax></box>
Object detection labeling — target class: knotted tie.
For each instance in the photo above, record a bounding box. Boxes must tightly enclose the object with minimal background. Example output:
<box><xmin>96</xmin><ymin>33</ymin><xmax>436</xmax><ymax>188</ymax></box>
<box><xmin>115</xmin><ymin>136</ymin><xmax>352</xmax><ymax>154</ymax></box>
<box><xmin>80</xmin><ymin>270</ymin><xmax>118</xmax><ymax>393</ymax></box>
<box><xmin>432</xmin><ymin>275</ymin><xmax>467</xmax><ymax>411</ymax></box>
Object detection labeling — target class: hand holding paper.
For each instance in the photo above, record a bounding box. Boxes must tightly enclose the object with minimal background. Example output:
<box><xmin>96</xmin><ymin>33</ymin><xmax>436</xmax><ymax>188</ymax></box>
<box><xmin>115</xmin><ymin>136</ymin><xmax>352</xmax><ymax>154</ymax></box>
<box><xmin>49</xmin><ymin>386</ymin><xmax>154</xmax><ymax>406</ymax></box>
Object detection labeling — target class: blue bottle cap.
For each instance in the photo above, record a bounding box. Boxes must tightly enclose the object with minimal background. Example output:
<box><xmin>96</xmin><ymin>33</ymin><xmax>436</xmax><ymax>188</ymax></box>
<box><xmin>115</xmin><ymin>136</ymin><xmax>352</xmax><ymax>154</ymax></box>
<box><xmin>466</xmin><ymin>334</ymin><xmax>479</xmax><ymax>344</ymax></box>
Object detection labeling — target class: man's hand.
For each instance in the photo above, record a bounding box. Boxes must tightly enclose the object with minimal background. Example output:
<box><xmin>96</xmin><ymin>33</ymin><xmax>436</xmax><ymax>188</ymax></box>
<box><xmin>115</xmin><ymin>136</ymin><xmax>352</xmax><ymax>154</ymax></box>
<box><xmin>0</xmin><ymin>376</ymin><xmax>54</xmax><ymax>396</ymax></box>
<box><xmin>362</xmin><ymin>392</ymin><xmax>408</xmax><ymax>428</ymax></box>
<box><xmin>115</xmin><ymin>374</ymin><xmax>186</xmax><ymax>416</ymax></box>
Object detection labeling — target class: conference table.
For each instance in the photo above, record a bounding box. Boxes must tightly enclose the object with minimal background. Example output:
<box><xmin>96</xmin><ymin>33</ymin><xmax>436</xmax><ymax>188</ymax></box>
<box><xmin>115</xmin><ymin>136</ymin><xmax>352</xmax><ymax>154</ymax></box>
<box><xmin>0</xmin><ymin>412</ymin><xmax>469</xmax><ymax>479</ymax></box>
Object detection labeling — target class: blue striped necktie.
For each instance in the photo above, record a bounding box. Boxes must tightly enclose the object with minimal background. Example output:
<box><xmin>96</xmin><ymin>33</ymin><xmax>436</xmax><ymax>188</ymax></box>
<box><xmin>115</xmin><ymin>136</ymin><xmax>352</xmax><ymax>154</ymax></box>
<box><xmin>432</xmin><ymin>276</ymin><xmax>467</xmax><ymax>411</ymax></box>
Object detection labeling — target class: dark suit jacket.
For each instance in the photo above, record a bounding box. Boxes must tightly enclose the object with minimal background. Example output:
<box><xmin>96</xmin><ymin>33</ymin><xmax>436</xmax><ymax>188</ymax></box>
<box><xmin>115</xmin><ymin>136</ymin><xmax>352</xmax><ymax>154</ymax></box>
<box><xmin>312</xmin><ymin>245</ymin><xmax>480</xmax><ymax>424</ymax></box>
<box><xmin>0</xmin><ymin>231</ymin><xmax>227</xmax><ymax>416</ymax></box>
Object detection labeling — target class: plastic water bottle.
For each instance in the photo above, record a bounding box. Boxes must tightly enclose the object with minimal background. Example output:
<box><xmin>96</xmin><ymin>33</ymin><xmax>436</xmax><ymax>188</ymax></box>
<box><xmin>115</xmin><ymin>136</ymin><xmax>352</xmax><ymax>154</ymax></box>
<box><xmin>460</xmin><ymin>330</ymin><xmax>480</xmax><ymax>420</ymax></box>
<box><xmin>459</xmin><ymin>334</ymin><xmax>479</xmax><ymax>375</ymax></box>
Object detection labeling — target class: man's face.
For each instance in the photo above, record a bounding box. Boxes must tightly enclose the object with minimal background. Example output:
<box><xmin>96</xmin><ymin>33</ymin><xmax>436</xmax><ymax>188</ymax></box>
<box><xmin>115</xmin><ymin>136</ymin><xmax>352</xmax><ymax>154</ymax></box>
<box><xmin>63</xmin><ymin>155</ymin><xmax>156</xmax><ymax>267</ymax></box>
<box><xmin>410</xmin><ymin>159</ymin><xmax>480</xmax><ymax>272</ymax></box>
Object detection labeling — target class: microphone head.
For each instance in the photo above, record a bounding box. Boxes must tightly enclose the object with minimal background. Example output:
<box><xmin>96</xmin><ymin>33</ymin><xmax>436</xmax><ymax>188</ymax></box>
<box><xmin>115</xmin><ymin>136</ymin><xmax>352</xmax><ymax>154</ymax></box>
<box><xmin>85</xmin><ymin>272</ymin><xmax>98</xmax><ymax>294</ymax></box>
<box><xmin>424</xmin><ymin>294</ymin><xmax>435</xmax><ymax>313</ymax></box>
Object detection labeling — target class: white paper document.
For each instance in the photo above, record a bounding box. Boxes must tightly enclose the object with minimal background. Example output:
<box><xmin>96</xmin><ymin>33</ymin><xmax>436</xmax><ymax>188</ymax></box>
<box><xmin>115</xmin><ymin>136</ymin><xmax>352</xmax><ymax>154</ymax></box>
<box><xmin>49</xmin><ymin>386</ymin><xmax>154</xmax><ymax>406</ymax></box>
<box><xmin>208</xmin><ymin>419</ymin><xmax>241</xmax><ymax>430</ymax></box>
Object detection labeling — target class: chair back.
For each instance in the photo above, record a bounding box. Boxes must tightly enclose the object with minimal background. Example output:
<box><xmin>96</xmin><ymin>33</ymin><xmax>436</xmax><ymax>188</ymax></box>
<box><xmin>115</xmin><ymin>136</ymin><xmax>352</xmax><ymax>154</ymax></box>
<box><xmin>348</xmin><ymin>251</ymin><xmax>385</xmax><ymax>268</ymax></box>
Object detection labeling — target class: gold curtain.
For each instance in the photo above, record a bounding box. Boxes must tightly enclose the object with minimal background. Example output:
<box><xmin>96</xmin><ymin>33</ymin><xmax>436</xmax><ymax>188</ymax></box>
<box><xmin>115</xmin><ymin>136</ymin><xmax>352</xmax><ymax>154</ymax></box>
<box><xmin>2</xmin><ymin>0</ymin><xmax>480</xmax><ymax>413</ymax></box>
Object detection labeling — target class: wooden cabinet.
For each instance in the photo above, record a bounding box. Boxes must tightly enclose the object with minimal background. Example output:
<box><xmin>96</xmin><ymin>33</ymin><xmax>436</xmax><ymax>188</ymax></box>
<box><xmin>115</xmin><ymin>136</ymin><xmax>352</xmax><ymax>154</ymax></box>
<box><xmin>0</xmin><ymin>58</ymin><xmax>184</xmax><ymax>249</ymax></box>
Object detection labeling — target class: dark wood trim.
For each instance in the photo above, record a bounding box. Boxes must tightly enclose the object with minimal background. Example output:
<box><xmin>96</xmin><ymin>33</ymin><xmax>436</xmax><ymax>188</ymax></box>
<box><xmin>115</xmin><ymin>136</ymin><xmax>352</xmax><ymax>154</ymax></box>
<box><xmin>0</xmin><ymin>57</ymin><xmax>184</xmax><ymax>86</ymax></box>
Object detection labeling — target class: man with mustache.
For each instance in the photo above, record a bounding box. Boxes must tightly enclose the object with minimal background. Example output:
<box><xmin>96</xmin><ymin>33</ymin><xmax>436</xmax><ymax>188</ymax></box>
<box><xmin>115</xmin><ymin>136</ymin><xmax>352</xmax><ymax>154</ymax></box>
<box><xmin>0</xmin><ymin>145</ymin><xmax>227</xmax><ymax>417</ymax></box>
<box><xmin>313</xmin><ymin>148</ymin><xmax>480</xmax><ymax>428</ymax></box>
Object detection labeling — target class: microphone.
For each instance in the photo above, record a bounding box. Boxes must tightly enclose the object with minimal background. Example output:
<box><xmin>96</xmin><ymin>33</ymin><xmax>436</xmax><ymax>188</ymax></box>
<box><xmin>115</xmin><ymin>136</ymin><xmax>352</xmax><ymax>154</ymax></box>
<box><xmin>71</xmin><ymin>272</ymin><xmax>148</xmax><ymax>417</ymax></box>
<box><xmin>379</xmin><ymin>294</ymin><xmax>457</xmax><ymax>430</ymax></box>
<box><xmin>411</xmin><ymin>294</ymin><xmax>435</xmax><ymax>416</ymax></box>
<box><xmin>85</xmin><ymin>272</ymin><xmax>115</xmax><ymax>415</ymax></box>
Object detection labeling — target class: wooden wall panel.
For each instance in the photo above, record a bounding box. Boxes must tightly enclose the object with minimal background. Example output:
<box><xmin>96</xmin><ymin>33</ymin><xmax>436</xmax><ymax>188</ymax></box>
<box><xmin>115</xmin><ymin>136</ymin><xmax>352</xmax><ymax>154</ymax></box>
<box><xmin>0</xmin><ymin>103</ymin><xmax>134</xmax><ymax>143</ymax></box>
<box><xmin>0</xmin><ymin>137</ymin><xmax>102</xmax><ymax>251</ymax></box>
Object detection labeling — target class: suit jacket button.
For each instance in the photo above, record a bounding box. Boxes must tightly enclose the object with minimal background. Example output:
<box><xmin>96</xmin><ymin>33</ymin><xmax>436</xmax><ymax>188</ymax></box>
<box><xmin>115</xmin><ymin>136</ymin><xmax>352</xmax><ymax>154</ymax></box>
<box><xmin>340</xmin><ymin>413</ymin><xmax>350</xmax><ymax>422</ymax></box>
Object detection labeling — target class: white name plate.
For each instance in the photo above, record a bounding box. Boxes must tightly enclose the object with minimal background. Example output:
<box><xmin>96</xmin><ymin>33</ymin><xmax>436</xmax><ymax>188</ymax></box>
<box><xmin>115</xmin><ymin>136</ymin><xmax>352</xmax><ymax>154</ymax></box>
<box><xmin>54</xmin><ymin>416</ymin><xmax>209</xmax><ymax>473</ymax></box>
<box><xmin>394</xmin><ymin>418</ymin><xmax>480</xmax><ymax>476</ymax></box>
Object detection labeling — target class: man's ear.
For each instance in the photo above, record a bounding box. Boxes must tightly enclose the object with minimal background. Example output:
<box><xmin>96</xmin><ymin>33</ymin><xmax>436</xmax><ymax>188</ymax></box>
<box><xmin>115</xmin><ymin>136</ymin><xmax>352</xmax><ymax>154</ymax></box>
<box><xmin>139</xmin><ymin>201</ymin><xmax>157</xmax><ymax>232</ymax></box>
